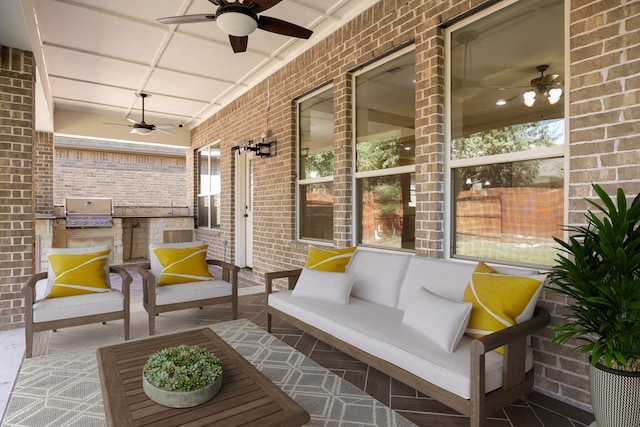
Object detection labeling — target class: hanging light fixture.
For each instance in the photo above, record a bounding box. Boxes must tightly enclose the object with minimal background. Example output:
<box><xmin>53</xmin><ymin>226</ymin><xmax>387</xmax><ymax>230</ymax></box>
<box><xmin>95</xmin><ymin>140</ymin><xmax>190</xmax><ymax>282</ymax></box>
<box><xmin>523</xmin><ymin>64</ymin><xmax>563</xmax><ymax>107</ymax></box>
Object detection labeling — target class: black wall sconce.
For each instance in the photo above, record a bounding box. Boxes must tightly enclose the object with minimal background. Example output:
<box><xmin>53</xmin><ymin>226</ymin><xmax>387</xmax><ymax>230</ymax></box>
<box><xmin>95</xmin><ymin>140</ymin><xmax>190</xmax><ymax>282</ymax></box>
<box><xmin>232</xmin><ymin>132</ymin><xmax>276</xmax><ymax>158</ymax></box>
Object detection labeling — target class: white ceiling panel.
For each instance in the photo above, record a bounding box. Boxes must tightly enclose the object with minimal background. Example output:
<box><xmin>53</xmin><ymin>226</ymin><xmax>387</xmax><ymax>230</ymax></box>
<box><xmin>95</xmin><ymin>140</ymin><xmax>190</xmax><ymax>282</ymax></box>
<box><xmin>2</xmin><ymin>0</ymin><xmax>380</xmax><ymax>136</ymax></box>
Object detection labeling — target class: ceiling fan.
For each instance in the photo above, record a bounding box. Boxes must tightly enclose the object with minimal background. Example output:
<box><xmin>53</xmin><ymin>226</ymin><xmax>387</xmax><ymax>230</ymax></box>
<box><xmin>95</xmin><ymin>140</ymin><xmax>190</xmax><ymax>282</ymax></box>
<box><xmin>157</xmin><ymin>0</ymin><xmax>313</xmax><ymax>53</ymax></box>
<box><xmin>523</xmin><ymin>64</ymin><xmax>563</xmax><ymax>107</ymax></box>
<box><xmin>106</xmin><ymin>93</ymin><xmax>175</xmax><ymax>136</ymax></box>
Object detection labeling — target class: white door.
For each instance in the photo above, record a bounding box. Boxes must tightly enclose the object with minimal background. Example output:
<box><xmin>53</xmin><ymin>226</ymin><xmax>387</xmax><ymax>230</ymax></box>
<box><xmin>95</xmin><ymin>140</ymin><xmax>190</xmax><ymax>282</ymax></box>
<box><xmin>235</xmin><ymin>153</ymin><xmax>253</xmax><ymax>268</ymax></box>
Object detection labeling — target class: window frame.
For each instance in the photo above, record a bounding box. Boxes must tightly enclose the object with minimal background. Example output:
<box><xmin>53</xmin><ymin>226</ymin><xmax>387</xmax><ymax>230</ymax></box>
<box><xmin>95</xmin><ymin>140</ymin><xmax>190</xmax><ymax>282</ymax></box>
<box><xmin>197</xmin><ymin>140</ymin><xmax>221</xmax><ymax>229</ymax></box>
<box><xmin>443</xmin><ymin>0</ymin><xmax>568</xmax><ymax>267</ymax></box>
<box><xmin>352</xmin><ymin>45</ymin><xmax>417</xmax><ymax>251</ymax></box>
<box><xmin>296</xmin><ymin>84</ymin><xmax>335</xmax><ymax>244</ymax></box>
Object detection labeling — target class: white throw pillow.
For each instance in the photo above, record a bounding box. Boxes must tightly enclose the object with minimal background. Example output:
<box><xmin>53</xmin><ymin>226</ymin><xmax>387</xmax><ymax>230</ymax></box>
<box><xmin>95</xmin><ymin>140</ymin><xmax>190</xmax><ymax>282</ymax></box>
<box><xmin>291</xmin><ymin>268</ymin><xmax>356</xmax><ymax>304</ymax></box>
<box><xmin>402</xmin><ymin>287</ymin><xmax>472</xmax><ymax>353</ymax></box>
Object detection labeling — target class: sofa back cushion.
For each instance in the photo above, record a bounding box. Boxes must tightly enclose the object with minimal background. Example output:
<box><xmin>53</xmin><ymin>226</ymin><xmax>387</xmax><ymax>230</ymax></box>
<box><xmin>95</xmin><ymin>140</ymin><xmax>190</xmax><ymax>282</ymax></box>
<box><xmin>347</xmin><ymin>249</ymin><xmax>411</xmax><ymax>307</ymax></box>
<box><xmin>397</xmin><ymin>257</ymin><xmax>476</xmax><ymax>311</ymax></box>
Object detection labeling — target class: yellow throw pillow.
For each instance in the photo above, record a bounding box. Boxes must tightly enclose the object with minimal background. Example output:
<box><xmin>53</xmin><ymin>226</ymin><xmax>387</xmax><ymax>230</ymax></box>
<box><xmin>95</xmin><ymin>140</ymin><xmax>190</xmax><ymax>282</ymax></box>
<box><xmin>305</xmin><ymin>246</ymin><xmax>356</xmax><ymax>272</ymax></box>
<box><xmin>46</xmin><ymin>249</ymin><xmax>111</xmax><ymax>299</ymax></box>
<box><xmin>153</xmin><ymin>245</ymin><xmax>213</xmax><ymax>286</ymax></box>
<box><xmin>463</xmin><ymin>262</ymin><xmax>543</xmax><ymax>353</ymax></box>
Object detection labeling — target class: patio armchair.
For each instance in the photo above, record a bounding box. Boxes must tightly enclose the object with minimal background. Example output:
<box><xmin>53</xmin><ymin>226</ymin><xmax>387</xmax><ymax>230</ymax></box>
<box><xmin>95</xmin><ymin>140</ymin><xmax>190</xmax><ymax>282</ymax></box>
<box><xmin>137</xmin><ymin>241</ymin><xmax>239</xmax><ymax>335</ymax></box>
<box><xmin>22</xmin><ymin>246</ymin><xmax>131</xmax><ymax>358</ymax></box>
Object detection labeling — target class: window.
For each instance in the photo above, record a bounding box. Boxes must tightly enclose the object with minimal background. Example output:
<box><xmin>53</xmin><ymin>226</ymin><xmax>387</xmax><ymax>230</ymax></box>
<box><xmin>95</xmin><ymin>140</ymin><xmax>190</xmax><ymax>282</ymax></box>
<box><xmin>354</xmin><ymin>48</ymin><xmax>416</xmax><ymax>250</ymax></box>
<box><xmin>297</xmin><ymin>86</ymin><xmax>334</xmax><ymax>242</ymax></box>
<box><xmin>446</xmin><ymin>0</ymin><xmax>565</xmax><ymax>266</ymax></box>
<box><xmin>197</xmin><ymin>142</ymin><xmax>221</xmax><ymax>228</ymax></box>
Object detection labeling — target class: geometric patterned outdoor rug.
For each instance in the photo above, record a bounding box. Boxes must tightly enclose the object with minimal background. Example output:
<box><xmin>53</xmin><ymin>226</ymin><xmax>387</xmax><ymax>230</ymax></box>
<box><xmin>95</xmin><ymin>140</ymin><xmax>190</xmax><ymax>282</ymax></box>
<box><xmin>3</xmin><ymin>318</ymin><xmax>416</xmax><ymax>427</ymax></box>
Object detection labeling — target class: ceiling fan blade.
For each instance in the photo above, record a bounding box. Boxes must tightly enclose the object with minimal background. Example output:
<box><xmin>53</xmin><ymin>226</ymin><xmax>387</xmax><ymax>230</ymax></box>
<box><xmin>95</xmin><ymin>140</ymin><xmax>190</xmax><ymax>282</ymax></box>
<box><xmin>126</xmin><ymin>117</ymin><xmax>138</xmax><ymax>124</ymax></box>
<box><xmin>154</xmin><ymin>124</ymin><xmax>175</xmax><ymax>129</ymax></box>
<box><xmin>155</xmin><ymin>128</ymin><xmax>174</xmax><ymax>136</ymax></box>
<box><xmin>229</xmin><ymin>35</ymin><xmax>248</xmax><ymax>53</ymax></box>
<box><xmin>157</xmin><ymin>14</ymin><xmax>216</xmax><ymax>25</ymax></box>
<box><xmin>244</xmin><ymin>0</ymin><xmax>283</xmax><ymax>13</ymax></box>
<box><xmin>104</xmin><ymin>122</ymin><xmax>133</xmax><ymax>128</ymax></box>
<box><xmin>209</xmin><ymin>0</ymin><xmax>228</xmax><ymax>6</ymax></box>
<box><xmin>258</xmin><ymin>16</ymin><xmax>312</xmax><ymax>39</ymax></box>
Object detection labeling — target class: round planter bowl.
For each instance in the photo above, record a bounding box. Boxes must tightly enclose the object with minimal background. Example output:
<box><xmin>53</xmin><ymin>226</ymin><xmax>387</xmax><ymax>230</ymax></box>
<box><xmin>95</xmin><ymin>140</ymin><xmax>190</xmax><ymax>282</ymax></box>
<box><xmin>142</xmin><ymin>374</ymin><xmax>222</xmax><ymax>408</ymax></box>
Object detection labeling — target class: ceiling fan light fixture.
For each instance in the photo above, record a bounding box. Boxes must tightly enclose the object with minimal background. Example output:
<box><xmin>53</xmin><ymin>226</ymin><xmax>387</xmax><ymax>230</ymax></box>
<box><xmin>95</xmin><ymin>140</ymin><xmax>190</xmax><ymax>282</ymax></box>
<box><xmin>523</xmin><ymin>90</ymin><xmax>536</xmax><ymax>107</ymax></box>
<box><xmin>548</xmin><ymin>87</ymin><xmax>562</xmax><ymax>104</ymax></box>
<box><xmin>131</xmin><ymin>127</ymin><xmax>152</xmax><ymax>135</ymax></box>
<box><xmin>216</xmin><ymin>8</ymin><xmax>258</xmax><ymax>37</ymax></box>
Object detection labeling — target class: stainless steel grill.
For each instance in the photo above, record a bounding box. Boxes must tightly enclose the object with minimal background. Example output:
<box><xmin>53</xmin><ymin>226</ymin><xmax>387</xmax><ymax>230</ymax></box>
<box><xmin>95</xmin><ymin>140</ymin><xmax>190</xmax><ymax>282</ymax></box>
<box><xmin>65</xmin><ymin>198</ymin><xmax>113</xmax><ymax>228</ymax></box>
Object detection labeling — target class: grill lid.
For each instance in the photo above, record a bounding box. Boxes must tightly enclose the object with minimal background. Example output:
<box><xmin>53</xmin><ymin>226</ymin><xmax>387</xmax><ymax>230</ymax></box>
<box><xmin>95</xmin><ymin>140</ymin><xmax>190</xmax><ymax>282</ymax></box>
<box><xmin>65</xmin><ymin>198</ymin><xmax>113</xmax><ymax>228</ymax></box>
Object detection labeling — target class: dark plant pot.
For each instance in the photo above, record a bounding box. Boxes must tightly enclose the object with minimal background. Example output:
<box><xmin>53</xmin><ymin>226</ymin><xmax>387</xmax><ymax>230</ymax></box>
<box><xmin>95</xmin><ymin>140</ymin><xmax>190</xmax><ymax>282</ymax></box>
<box><xmin>142</xmin><ymin>374</ymin><xmax>222</xmax><ymax>408</ymax></box>
<box><xmin>589</xmin><ymin>360</ymin><xmax>640</xmax><ymax>427</ymax></box>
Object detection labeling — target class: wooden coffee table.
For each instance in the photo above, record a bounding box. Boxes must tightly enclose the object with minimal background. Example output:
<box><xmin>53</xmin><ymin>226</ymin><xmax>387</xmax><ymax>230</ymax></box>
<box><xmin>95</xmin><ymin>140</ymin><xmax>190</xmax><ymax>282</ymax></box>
<box><xmin>96</xmin><ymin>328</ymin><xmax>310</xmax><ymax>427</ymax></box>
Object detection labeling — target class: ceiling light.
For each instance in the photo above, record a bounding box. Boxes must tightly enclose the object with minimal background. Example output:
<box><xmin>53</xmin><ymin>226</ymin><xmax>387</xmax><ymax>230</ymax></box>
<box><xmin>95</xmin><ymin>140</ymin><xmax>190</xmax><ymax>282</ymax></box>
<box><xmin>216</xmin><ymin>8</ymin><xmax>258</xmax><ymax>37</ymax></box>
<box><xmin>523</xmin><ymin>91</ymin><xmax>536</xmax><ymax>107</ymax></box>
<box><xmin>523</xmin><ymin>64</ymin><xmax>563</xmax><ymax>107</ymax></box>
<box><xmin>131</xmin><ymin>127</ymin><xmax>152</xmax><ymax>135</ymax></box>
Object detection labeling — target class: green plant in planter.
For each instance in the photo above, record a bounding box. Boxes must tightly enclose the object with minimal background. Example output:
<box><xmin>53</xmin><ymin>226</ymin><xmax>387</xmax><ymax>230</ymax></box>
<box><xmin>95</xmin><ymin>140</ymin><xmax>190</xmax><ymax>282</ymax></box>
<box><xmin>549</xmin><ymin>183</ymin><xmax>640</xmax><ymax>371</ymax></box>
<box><xmin>143</xmin><ymin>345</ymin><xmax>222</xmax><ymax>392</ymax></box>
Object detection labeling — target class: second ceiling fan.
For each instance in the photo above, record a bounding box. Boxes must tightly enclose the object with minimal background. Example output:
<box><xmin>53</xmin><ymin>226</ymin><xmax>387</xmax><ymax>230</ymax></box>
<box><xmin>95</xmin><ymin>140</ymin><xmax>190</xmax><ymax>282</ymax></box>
<box><xmin>157</xmin><ymin>0</ymin><xmax>313</xmax><ymax>53</ymax></box>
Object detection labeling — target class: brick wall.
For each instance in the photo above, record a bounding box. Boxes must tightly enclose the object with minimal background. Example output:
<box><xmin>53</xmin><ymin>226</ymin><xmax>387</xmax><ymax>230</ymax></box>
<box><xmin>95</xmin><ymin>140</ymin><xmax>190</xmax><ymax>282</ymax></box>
<box><xmin>34</xmin><ymin>131</ymin><xmax>53</xmax><ymax>215</ymax></box>
<box><xmin>190</xmin><ymin>0</ymin><xmax>639</xmax><ymax>410</ymax></box>
<box><xmin>53</xmin><ymin>140</ymin><xmax>187</xmax><ymax>209</ymax></box>
<box><xmin>0</xmin><ymin>46</ymin><xmax>34</xmax><ymax>331</ymax></box>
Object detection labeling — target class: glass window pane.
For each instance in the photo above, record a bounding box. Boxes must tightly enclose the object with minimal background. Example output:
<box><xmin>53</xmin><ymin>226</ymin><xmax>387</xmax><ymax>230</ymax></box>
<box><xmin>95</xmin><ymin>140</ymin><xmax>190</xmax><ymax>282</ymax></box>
<box><xmin>358</xmin><ymin>173</ymin><xmax>415</xmax><ymax>250</ymax></box>
<box><xmin>356</xmin><ymin>52</ymin><xmax>415</xmax><ymax>171</ymax></box>
<box><xmin>210</xmin><ymin>147</ymin><xmax>221</xmax><ymax>197</ymax></box>
<box><xmin>452</xmin><ymin>158</ymin><xmax>564</xmax><ymax>265</ymax></box>
<box><xmin>299</xmin><ymin>87</ymin><xmax>334</xmax><ymax>179</ymax></box>
<box><xmin>199</xmin><ymin>150</ymin><xmax>210</xmax><ymax>195</ymax></box>
<box><xmin>300</xmin><ymin>182</ymin><xmax>334</xmax><ymax>241</ymax></box>
<box><xmin>450</xmin><ymin>0</ymin><xmax>564</xmax><ymax>153</ymax></box>
<box><xmin>197</xmin><ymin>195</ymin><xmax>209</xmax><ymax>228</ymax></box>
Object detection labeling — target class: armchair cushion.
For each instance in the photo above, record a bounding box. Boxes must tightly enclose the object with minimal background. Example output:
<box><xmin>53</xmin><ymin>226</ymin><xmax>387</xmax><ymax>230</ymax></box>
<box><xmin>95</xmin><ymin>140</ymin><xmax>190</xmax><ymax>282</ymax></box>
<box><xmin>152</xmin><ymin>244</ymin><xmax>213</xmax><ymax>286</ymax></box>
<box><xmin>33</xmin><ymin>284</ymin><xmax>124</xmax><ymax>322</ymax></box>
<box><xmin>463</xmin><ymin>262</ymin><xmax>544</xmax><ymax>352</ymax></box>
<box><xmin>45</xmin><ymin>248</ymin><xmax>111</xmax><ymax>299</ymax></box>
<box><xmin>155</xmin><ymin>279</ymin><xmax>233</xmax><ymax>306</ymax></box>
<box><xmin>149</xmin><ymin>241</ymin><xmax>208</xmax><ymax>284</ymax></box>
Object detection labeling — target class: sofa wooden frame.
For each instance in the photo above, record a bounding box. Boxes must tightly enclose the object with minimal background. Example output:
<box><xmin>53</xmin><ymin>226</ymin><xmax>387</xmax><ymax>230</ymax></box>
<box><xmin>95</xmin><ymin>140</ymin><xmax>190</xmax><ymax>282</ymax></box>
<box><xmin>137</xmin><ymin>259</ymin><xmax>239</xmax><ymax>335</ymax></box>
<box><xmin>23</xmin><ymin>266</ymin><xmax>132</xmax><ymax>358</ymax></box>
<box><xmin>266</xmin><ymin>268</ymin><xmax>551</xmax><ymax>427</ymax></box>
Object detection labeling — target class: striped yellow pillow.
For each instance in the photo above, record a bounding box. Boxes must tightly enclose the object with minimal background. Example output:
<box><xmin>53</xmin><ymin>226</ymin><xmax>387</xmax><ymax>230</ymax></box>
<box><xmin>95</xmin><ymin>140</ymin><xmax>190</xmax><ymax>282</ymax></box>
<box><xmin>305</xmin><ymin>246</ymin><xmax>356</xmax><ymax>272</ymax></box>
<box><xmin>153</xmin><ymin>245</ymin><xmax>213</xmax><ymax>286</ymax></box>
<box><xmin>463</xmin><ymin>262</ymin><xmax>543</xmax><ymax>353</ymax></box>
<box><xmin>46</xmin><ymin>250</ymin><xmax>111</xmax><ymax>299</ymax></box>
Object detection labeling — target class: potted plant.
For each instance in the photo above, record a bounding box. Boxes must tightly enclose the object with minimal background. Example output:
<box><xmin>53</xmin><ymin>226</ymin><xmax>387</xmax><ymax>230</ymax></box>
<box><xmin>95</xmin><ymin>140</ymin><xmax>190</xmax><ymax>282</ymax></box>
<box><xmin>549</xmin><ymin>183</ymin><xmax>640</xmax><ymax>427</ymax></box>
<box><xmin>142</xmin><ymin>344</ymin><xmax>223</xmax><ymax>408</ymax></box>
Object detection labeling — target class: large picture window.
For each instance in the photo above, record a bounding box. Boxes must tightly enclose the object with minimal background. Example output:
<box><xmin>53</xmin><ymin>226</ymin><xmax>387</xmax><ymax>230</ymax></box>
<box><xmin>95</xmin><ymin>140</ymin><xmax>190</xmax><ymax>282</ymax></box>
<box><xmin>447</xmin><ymin>0</ymin><xmax>565</xmax><ymax>266</ymax></box>
<box><xmin>297</xmin><ymin>86</ymin><xmax>334</xmax><ymax>242</ymax></box>
<box><xmin>354</xmin><ymin>47</ymin><xmax>416</xmax><ymax>250</ymax></box>
<box><xmin>197</xmin><ymin>142</ymin><xmax>221</xmax><ymax>229</ymax></box>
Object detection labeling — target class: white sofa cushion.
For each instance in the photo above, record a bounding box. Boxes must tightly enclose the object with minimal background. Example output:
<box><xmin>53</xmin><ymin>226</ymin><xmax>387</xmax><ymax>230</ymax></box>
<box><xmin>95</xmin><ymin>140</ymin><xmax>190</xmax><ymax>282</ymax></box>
<box><xmin>397</xmin><ymin>257</ymin><xmax>476</xmax><ymax>311</ymax></box>
<box><xmin>402</xmin><ymin>288</ymin><xmax>472</xmax><ymax>353</ymax></box>
<box><xmin>291</xmin><ymin>268</ymin><xmax>355</xmax><ymax>304</ymax></box>
<box><xmin>268</xmin><ymin>290</ymin><xmax>533</xmax><ymax>399</ymax></box>
<box><xmin>155</xmin><ymin>280</ymin><xmax>232</xmax><ymax>306</ymax></box>
<box><xmin>347</xmin><ymin>249</ymin><xmax>411</xmax><ymax>308</ymax></box>
<box><xmin>33</xmin><ymin>288</ymin><xmax>124</xmax><ymax>323</ymax></box>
